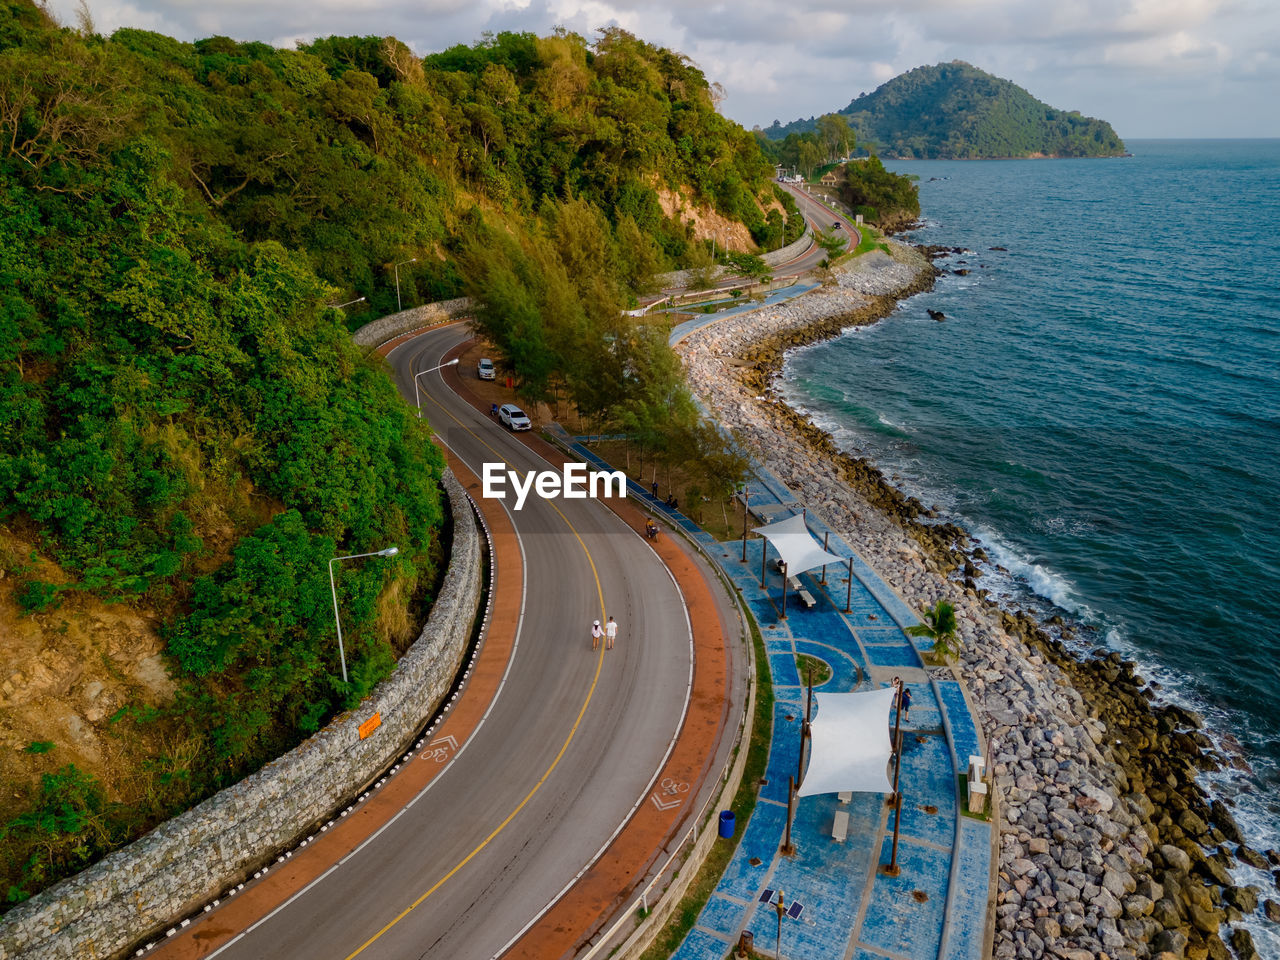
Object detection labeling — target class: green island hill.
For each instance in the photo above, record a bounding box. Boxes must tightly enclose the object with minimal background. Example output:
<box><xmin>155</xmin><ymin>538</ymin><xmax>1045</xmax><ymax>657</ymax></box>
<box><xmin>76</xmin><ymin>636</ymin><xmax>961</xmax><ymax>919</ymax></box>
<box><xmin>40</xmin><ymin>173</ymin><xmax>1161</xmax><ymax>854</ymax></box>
<box><xmin>763</xmin><ymin>59</ymin><xmax>1126</xmax><ymax>160</ymax></box>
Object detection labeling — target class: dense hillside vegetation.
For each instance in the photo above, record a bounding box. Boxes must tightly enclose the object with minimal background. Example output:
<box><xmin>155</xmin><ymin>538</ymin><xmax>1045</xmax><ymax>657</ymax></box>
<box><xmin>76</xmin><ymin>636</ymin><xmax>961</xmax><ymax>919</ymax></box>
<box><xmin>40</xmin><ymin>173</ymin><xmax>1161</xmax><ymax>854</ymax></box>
<box><xmin>0</xmin><ymin>1</ymin><xmax>769</xmax><ymax>906</ymax></box>
<box><xmin>764</xmin><ymin>61</ymin><xmax>1125</xmax><ymax>159</ymax></box>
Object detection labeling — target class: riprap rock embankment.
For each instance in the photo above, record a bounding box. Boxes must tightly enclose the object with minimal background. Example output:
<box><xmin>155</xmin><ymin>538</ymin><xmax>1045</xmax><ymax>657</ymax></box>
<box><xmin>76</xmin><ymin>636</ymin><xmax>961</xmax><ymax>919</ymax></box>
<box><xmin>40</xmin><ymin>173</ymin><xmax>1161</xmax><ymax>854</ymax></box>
<box><xmin>676</xmin><ymin>243</ymin><xmax>1272</xmax><ymax>960</ymax></box>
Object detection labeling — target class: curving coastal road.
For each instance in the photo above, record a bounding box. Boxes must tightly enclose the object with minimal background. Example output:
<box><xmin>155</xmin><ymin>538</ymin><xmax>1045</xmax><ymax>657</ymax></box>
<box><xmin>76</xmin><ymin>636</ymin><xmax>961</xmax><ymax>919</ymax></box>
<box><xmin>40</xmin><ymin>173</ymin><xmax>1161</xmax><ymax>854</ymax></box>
<box><xmin>152</xmin><ymin>321</ymin><xmax>743</xmax><ymax>960</ymax></box>
<box><xmin>677</xmin><ymin>181</ymin><xmax>860</xmax><ymax>297</ymax></box>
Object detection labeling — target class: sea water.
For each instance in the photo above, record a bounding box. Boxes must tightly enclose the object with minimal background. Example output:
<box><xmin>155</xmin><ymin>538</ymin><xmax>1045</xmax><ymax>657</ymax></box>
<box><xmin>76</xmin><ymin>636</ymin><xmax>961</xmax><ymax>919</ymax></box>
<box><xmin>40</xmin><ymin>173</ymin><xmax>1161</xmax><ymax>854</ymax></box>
<box><xmin>781</xmin><ymin>140</ymin><xmax>1280</xmax><ymax>909</ymax></box>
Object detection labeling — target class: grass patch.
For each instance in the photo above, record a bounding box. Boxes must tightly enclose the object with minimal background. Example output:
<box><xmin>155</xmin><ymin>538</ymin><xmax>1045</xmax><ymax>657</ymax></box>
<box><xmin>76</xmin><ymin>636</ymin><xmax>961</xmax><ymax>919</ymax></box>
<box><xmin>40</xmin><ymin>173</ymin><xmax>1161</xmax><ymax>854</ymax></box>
<box><xmin>794</xmin><ymin>653</ymin><xmax>831</xmax><ymax>686</ymax></box>
<box><xmin>849</xmin><ymin>224</ymin><xmax>891</xmax><ymax>260</ymax></box>
<box><xmin>637</xmin><ymin>610</ymin><xmax>774</xmax><ymax>960</ymax></box>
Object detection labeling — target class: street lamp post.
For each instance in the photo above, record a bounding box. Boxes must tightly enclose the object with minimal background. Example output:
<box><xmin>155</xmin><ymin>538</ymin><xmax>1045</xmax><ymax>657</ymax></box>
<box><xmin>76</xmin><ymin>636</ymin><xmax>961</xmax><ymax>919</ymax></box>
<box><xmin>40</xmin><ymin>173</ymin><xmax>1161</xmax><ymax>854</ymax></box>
<box><xmin>413</xmin><ymin>358</ymin><xmax>460</xmax><ymax>418</ymax></box>
<box><xmin>328</xmin><ymin>546</ymin><xmax>399</xmax><ymax>683</ymax></box>
<box><xmin>394</xmin><ymin>257</ymin><xmax>417</xmax><ymax>313</ymax></box>
<box><xmin>331</xmin><ymin>296</ymin><xmax>366</xmax><ymax>310</ymax></box>
<box><xmin>775</xmin><ymin>888</ymin><xmax>786</xmax><ymax>958</ymax></box>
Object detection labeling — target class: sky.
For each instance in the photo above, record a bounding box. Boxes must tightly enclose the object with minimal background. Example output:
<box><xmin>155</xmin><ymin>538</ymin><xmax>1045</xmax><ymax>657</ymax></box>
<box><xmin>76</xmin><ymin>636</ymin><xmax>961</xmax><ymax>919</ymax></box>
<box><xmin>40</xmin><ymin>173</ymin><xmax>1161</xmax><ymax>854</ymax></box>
<box><xmin>46</xmin><ymin>0</ymin><xmax>1280</xmax><ymax>139</ymax></box>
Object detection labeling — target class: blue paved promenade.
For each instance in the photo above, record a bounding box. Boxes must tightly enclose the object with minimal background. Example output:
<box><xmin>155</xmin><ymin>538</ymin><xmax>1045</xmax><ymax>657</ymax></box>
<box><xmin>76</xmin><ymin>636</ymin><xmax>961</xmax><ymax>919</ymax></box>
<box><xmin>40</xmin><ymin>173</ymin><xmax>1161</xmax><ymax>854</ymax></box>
<box><xmin>561</xmin><ymin>436</ymin><xmax>993</xmax><ymax>960</ymax></box>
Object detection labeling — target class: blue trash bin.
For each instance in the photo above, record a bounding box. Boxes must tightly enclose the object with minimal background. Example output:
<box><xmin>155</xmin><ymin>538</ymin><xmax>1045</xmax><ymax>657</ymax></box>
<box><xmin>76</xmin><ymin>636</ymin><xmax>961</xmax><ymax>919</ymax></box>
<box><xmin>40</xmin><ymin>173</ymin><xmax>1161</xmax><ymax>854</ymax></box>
<box><xmin>718</xmin><ymin>810</ymin><xmax>735</xmax><ymax>839</ymax></box>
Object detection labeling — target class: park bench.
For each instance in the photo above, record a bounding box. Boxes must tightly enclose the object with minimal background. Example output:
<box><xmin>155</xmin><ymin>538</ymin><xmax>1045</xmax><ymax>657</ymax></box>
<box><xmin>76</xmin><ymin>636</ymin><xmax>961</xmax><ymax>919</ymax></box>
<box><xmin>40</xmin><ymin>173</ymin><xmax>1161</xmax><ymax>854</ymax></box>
<box><xmin>832</xmin><ymin>810</ymin><xmax>850</xmax><ymax>842</ymax></box>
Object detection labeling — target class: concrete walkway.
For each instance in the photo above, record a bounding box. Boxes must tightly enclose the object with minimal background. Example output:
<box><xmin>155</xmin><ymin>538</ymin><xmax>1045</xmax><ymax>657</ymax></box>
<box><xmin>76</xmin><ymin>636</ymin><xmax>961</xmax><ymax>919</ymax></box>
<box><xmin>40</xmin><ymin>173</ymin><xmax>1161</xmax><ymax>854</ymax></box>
<box><xmin>664</xmin><ymin>282</ymin><xmax>821</xmax><ymax>343</ymax></box>
<box><xmin>563</xmin><ymin>438</ymin><xmax>994</xmax><ymax>960</ymax></box>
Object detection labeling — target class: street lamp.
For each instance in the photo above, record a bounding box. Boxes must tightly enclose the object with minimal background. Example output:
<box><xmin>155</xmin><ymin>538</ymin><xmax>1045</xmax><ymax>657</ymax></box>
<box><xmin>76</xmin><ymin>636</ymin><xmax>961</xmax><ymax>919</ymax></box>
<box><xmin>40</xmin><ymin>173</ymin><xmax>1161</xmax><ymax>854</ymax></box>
<box><xmin>328</xmin><ymin>546</ymin><xmax>398</xmax><ymax>683</ymax></box>
<box><xmin>414</xmin><ymin>358</ymin><xmax>460</xmax><ymax>418</ymax></box>
<box><xmin>775</xmin><ymin>888</ymin><xmax>786</xmax><ymax>959</ymax></box>
<box><xmin>331</xmin><ymin>296</ymin><xmax>366</xmax><ymax>310</ymax></box>
<box><xmin>394</xmin><ymin>258</ymin><xmax>417</xmax><ymax>312</ymax></box>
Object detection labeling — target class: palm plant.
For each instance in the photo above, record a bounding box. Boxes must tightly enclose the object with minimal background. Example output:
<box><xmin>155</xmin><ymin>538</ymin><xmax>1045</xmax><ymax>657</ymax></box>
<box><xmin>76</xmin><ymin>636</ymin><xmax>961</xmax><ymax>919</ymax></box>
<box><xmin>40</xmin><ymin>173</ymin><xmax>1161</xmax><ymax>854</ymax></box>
<box><xmin>906</xmin><ymin>600</ymin><xmax>959</xmax><ymax>660</ymax></box>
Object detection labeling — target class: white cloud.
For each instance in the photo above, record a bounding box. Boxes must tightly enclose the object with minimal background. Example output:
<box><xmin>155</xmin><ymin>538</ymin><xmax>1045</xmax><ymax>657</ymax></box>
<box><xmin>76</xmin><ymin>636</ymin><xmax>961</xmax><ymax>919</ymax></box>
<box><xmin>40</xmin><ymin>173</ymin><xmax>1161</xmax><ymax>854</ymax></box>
<box><xmin>1103</xmin><ymin>29</ymin><xmax>1231</xmax><ymax>70</ymax></box>
<box><xmin>42</xmin><ymin>0</ymin><xmax>1280</xmax><ymax>135</ymax></box>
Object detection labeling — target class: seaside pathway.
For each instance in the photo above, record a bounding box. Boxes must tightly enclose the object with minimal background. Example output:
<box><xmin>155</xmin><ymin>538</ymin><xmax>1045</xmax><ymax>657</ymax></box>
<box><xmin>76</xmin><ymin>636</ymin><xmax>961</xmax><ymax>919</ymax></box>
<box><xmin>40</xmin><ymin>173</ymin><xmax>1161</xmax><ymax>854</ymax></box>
<box><xmin>561</xmin><ymin>269</ymin><xmax>996</xmax><ymax>957</ymax></box>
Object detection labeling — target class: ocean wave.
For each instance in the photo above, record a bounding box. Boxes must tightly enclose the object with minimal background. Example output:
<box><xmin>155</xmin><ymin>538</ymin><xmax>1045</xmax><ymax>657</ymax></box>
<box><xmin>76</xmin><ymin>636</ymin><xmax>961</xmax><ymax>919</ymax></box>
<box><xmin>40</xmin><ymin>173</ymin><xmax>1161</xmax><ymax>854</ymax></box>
<box><xmin>969</xmin><ymin>526</ymin><xmax>1089</xmax><ymax>615</ymax></box>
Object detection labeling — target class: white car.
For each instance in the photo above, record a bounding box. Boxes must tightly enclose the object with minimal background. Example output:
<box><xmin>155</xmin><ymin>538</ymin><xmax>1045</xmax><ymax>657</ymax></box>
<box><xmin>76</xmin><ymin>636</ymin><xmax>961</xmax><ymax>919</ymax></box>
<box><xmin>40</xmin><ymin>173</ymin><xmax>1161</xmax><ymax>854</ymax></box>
<box><xmin>498</xmin><ymin>403</ymin><xmax>531</xmax><ymax>431</ymax></box>
<box><xmin>477</xmin><ymin>358</ymin><xmax>496</xmax><ymax>380</ymax></box>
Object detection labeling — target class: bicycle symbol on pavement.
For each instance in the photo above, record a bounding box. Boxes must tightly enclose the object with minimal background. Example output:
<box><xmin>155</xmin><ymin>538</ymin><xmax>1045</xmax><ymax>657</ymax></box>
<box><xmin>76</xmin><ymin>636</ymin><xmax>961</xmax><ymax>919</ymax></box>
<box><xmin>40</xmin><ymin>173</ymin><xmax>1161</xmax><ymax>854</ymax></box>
<box><xmin>423</xmin><ymin>734</ymin><xmax>457</xmax><ymax>763</ymax></box>
<box><xmin>652</xmin><ymin>777</ymin><xmax>689</xmax><ymax>811</ymax></box>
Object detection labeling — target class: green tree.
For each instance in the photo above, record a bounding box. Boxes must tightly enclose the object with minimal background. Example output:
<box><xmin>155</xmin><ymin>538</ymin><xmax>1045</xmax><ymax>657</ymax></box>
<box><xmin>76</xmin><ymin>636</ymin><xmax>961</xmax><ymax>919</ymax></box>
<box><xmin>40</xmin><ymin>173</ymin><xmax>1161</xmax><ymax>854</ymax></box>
<box><xmin>816</xmin><ymin>112</ymin><xmax>853</xmax><ymax>161</ymax></box>
<box><xmin>684</xmin><ymin>240</ymin><xmax>716</xmax><ymax>291</ymax></box>
<box><xmin>906</xmin><ymin>600</ymin><xmax>959</xmax><ymax>660</ymax></box>
<box><xmin>0</xmin><ymin>765</ymin><xmax>119</xmax><ymax>904</ymax></box>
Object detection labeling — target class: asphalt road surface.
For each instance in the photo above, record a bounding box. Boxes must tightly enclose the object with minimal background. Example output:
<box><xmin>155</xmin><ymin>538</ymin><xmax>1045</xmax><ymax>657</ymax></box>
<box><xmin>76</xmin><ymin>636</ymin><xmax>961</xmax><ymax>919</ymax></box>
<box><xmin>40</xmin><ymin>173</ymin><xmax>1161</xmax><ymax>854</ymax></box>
<box><xmin>207</xmin><ymin>323</ymin><xmax>707</xmax><ymax>960</ymax></box>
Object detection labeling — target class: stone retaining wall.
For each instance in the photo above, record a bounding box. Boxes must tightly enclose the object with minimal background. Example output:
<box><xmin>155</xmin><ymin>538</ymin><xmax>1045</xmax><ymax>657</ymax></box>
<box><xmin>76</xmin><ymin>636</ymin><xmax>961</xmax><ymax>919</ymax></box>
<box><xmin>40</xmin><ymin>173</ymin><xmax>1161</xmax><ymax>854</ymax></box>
<box><xmin>0</xmin><ymin>472</ymin><xmax>482</xmax><ymax>960</ymax></box>
<box><xmin>760</xmin><ymin>220</ymin><xmax>813</xmax><ymax>267</ymax></box>
<box><xmin>351</xmin><ymin>296</ymin><xmax>472</xmax><ymax>348</ymax></box>
<box><xmin>654</xmin><ymin>222</ymin><xmax>814</xmax><ymax>292</ymax></box>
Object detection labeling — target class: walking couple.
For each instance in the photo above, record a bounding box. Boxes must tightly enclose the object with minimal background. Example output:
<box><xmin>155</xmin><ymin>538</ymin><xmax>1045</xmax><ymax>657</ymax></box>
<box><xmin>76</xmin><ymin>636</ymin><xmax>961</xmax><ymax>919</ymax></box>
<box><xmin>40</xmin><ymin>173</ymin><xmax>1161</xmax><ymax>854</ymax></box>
<box><xmin>591</xmin><ymin>616</ymin><xmax>618</xmax><ymax>650</ymax></box>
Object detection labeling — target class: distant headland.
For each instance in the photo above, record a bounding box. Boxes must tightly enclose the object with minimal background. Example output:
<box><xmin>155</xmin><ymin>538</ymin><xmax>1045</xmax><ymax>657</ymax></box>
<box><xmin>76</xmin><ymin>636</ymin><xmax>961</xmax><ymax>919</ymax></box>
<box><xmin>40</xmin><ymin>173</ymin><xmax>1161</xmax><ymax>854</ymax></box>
<box><xmin>763</xmin><ymin>60</ymin><xmax>1126</xmax><ymax>160</ymax></box>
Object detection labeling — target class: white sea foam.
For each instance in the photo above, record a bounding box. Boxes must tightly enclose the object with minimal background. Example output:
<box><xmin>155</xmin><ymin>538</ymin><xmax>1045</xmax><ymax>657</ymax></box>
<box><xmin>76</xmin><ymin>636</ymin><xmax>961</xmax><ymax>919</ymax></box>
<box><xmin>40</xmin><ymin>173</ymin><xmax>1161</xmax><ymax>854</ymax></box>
<box><xmin>970</xmin><ymin>526</ymin><xmax>1088</xmax><ymax>615</ymax></box>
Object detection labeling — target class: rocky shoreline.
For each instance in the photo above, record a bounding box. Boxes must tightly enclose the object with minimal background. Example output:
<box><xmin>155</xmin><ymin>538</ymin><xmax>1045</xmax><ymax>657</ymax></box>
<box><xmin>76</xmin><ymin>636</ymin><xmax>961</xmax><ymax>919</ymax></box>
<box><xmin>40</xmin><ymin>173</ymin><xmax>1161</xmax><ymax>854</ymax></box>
<box><xmin>675</xmin><ymin>242</ymin><xmax>1275</xmax><ymax>960</ymax></box>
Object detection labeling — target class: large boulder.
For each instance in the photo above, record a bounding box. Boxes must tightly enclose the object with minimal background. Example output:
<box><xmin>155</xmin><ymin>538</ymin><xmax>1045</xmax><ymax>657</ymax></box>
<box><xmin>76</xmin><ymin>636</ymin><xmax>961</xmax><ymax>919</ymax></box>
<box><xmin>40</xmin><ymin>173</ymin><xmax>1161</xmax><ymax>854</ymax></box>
<box><xmin>1151</xmin><ymin>928</ymin><xmax>1188</xmax><ymax>957</ymax></box>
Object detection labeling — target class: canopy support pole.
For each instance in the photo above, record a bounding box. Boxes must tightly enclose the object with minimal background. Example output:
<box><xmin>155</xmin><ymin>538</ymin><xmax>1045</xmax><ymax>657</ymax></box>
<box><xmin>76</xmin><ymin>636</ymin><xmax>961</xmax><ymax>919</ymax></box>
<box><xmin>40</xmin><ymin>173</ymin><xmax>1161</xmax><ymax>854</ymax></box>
<box><xmin>781</xmin><ymin>775</ymin><xmax>796</xmax><ymax>856</ymax></box>
<box><xmin>885</xmin><ymin>692</ymin><xmax>905</xmax><ymax>877</ymax></box>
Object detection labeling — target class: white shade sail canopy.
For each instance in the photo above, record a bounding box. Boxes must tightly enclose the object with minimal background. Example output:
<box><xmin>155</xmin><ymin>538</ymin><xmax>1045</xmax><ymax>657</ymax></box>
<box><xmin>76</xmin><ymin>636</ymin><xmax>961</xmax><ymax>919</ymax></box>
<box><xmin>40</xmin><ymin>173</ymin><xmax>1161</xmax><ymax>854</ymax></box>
<box><xmin>751</xmin><ymin>512</ymin><xmax>845</xmax><ymax>577</ymax></box>
<box><xmin>797</xmin><ymin>688</ymin><xmax>897</xmax><ymax>797</ymax></box>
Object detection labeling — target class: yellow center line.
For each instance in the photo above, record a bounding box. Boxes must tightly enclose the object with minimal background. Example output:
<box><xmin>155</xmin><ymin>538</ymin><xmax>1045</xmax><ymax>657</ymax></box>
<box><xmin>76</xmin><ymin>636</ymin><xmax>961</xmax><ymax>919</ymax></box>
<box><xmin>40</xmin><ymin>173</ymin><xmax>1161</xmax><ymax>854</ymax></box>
<box><xmin>342</xmin><ymin>378</ymin><xmax>607</xmax><ymax>960</ymax></box>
